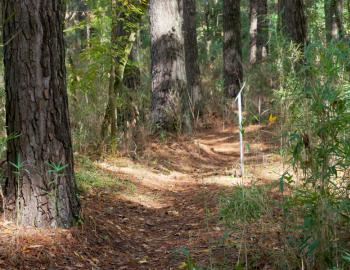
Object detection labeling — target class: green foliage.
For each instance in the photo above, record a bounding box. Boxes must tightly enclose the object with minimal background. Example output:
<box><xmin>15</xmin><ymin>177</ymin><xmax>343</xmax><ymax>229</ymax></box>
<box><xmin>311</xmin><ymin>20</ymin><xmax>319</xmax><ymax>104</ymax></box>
<box><xmin>220</xmin><ymin>185</ymin><xmax>269</xmax><ymax>226</ymax></box>
<box><xmin>9</xmin><ymin>154</ymin><xmax>27</xmax><ymax>225</ymax></box>
<box><xmin>276</xmin><ymin>38</ymin><xmax>350</xmax><ymax>269</ymax></box>
<box><xmin>47</xmin><ymin>162</ymin><xmax>69</xmax><ymax>175</ymax></box>
<box><xmin>75</xmin><ymin>156</ymin><xmax>135</xmax><ymax>194</ymax></box>
<box><xmin>66</xmin><ymin>0</ymin><xmax>150</xmax><ymax>151</ymax></box>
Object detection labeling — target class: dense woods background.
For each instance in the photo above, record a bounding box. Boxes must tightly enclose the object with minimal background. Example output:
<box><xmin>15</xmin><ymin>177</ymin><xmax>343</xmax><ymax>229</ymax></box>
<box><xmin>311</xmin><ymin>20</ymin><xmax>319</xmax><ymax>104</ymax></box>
<box><xmin>0</xmin><ymin>0</ymin><xmax>350</xmax><ymax>269</ymax></box>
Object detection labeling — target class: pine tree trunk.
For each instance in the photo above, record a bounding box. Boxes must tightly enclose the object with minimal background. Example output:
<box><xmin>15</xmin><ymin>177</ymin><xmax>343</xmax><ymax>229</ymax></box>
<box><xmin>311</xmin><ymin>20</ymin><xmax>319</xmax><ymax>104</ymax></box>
<box><xmin>249</xmin><ymin>0</ymin><xmax>258</xmax><ymax>64</ymax></box>
<box><xmin>257</xmin><ymin>0</ymin><xmax>268</xmax><ymax>61</ymax></box>
<box><xmin>204</xmin><ymin>0</ymin><xmax>212</xmax><ymax>60</ymax></box>
<box><xmin>150</xmin><ymin>0</ymin><xmax>187</xmax><ymax>131</ymax></box>
<box><xmin>325</xmin><ymin>0</ymin><xmax>344</xmax><ymax>41</ymax></box>
<box><xmin>223</xmin><ymin>0</ymin><xmax>243</xmax><ymax>98</ymax></box>
<box><xmin>2</xmin><ymin>1</ymin><xmax>80</xmax><ymax>227</ymax></box>
<box><xmin>183</xmin><ymin>0</ymin><xmax>202</xmax><ymax>118</ymax></box>
<box><xmin>279</xmin><ymin>0</ymin><xmax>307</xmax><ymax>48</ymax></box>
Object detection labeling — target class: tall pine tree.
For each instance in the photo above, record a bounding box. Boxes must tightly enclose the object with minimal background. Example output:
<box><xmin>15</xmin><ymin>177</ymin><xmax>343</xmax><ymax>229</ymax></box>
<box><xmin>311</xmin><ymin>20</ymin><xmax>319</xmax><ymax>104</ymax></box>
<box><xmin>150</xmin><ymin>0</ymin><xmax>187</xmax><ymax>130</ymax></box>
<box><xmin>2</xmin><ymin>0</ymin><xmax>80</xmax><ymax>227</ymax></box>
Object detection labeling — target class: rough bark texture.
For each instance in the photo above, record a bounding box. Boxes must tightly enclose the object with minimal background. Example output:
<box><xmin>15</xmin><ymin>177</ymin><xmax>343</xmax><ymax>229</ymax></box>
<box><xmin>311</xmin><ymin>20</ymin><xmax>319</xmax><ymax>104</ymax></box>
<box><xmin>183</xmin><ymin>0</ymin><xmax>202</xmax><ymax>117</ymax></box>
<box><xmin>325</xmin><ymin>0</ymin><xmax>344</xmax><ymax>41</ymax></box>
<box><xmin>279</xmin><ymin>0</ymin><xmax>307</xmax><ymax>48</ymax></box>
<box><xmin>257</xmin><ymin>0</ymin><xmax>268</xmax><ymax>62</ymax></box>
<box><xmin>2</xmin><ymin>0</ymin><xmax>80</xmax><ymax>227</ymax></box>
<box><xmin>223</xmin><ymin>0</ymin><xmax>243</xmax><ymax>98</ymax></box>
<box><xmin>150</xmin><ymin>0</ymin><xmax>187</xmax><ymax>131</ymax></box>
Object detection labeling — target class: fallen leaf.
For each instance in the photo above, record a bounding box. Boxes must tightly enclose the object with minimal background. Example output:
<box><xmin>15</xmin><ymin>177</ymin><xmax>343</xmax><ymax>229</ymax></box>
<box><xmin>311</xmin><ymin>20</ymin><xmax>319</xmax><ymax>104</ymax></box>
<box><xmin>178</xmin><ymin>261</ymin><xmax>187</xmax><ymax>269</ymax></box>
<box><xmin>28</xmin><ymin>245</ymin><xmax>44</xmax><ymax>249</ymax></box>
<box><xmin>139</xmin><ymin>256</ymin><xmax>149</xmax><ymax>264</ymax></box>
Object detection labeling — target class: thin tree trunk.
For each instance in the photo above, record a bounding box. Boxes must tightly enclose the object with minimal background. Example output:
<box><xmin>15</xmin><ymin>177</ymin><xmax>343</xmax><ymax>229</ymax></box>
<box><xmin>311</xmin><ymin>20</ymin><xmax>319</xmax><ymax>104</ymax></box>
<box><xmin>325</xmin><ymin>0</ymin><xmax>344</xmax><ymax>41</ymax></box>
<box><xmin>112</xmin><ymin>32</ymin><xmax>137</xmax><ymax>138</ymax></box>
<box><xmin>183</xmin><ymin>0</ymin><xmax>202</xmax><ymax>119</ymax></box>
<box><xmin>150</xmin><ymin>0</ymin><xmax>187</xmax><ymax>131</ymax></box>
<box><xmin>2</xmin><ymin>0</ymin><xmax>80</xmax><ymax>227</ymax></box>
<box><xmin>279</xmin><ymin>0</ymin><xmax>307</xmax><ymax>49</ymax></box>
<box><xmin>223</xmin><ymin>0</ymin><xmax>243</xmax><ymax>98</ymax></box>
<box><xmin>205</xmin><ymin>0</ymin><xmax>211</xmax><ymax>59</ymax></box>
<box><xmin>100</xmin><ymin>64</ymin><xmax>116</xmax><ymax>141</ymax></box>
<box><xmin>100</xmin><ymin>27</ymin><xmax>136</xmax><ymax>142</ymax></box>
<box><xmin>249</xmin><ymin>0</ymin><xmax>258</xmax><ymax>64</ymax></box>
<box><xmin>100</xmin><ymin>0</ymin><xmax>141</xmax><ymax>144</ymax></box>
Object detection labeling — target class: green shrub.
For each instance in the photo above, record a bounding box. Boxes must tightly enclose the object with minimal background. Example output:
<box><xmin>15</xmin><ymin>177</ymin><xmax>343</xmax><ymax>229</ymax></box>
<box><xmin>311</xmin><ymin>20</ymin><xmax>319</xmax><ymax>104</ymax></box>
<box><xmin>277</xmin><ymin>40</ymin><xmax>350</xmax><ymax>269</ymax></box>
<box><xmin>220</xmin><ymin>185</ymin><xmax>270</xmax><ymax>226</ymax></box>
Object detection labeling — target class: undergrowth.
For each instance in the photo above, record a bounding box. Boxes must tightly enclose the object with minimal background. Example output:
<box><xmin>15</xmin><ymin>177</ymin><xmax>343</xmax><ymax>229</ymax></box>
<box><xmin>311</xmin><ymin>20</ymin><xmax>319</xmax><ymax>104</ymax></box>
<box><xmin>75</xmin><ymin>156</ymin><xmax>136</xmax><ymax>194</ymax></box>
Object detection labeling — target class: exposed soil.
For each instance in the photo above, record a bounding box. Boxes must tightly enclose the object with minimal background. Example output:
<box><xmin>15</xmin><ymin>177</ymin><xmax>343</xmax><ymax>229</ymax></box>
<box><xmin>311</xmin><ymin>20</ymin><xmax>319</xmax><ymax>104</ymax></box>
<box><xmin>0</xmin><ymin>123</ymin><xmax>283</xmax><ymax>269</ymax></box>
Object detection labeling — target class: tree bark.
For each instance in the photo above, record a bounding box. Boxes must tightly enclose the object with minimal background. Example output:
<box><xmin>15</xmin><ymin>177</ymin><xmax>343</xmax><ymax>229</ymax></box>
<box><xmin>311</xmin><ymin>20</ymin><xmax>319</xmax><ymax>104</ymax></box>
<box><xmin>150</xmin><ymin>0</ymin><xmax>187</xmax><ymax>131</ymax></box>
<box><xmin>223</xmin><ymin>0</ymin><xmax>243</xmax><ymax>98</ymax></box>
<box><xmin>249</xmin><ymin>0</ymin><xmax>258</xmax><ymax>64</ymax></box>
<box><xmin>279</xmin><ymin>0</ymin><xmax>307</xmax><ymax>49</ymax></box>
<box><xmin>2</xmin><ymin>0</ymin><xmax>80</xmax><ymax>227</ymax></box>
<box><xmin>325</xmin><ymin>0</ymin><xmax>344</xmax><ymax>41</ymax></box>
<box><xmin>257</xmin><ymin>0</ymin><xmax>268</xmax><ymax>61</ymax></box>
<box><xmin>183</xmin><ymin>0</ymin><xmax>202</xmax><ymax>119</ymax></box>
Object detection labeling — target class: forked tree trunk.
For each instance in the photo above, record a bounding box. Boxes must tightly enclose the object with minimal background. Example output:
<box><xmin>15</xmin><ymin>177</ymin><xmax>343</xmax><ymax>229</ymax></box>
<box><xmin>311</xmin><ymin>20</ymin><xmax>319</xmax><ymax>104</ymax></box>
<box><xmin>100</xmin><ymin>0</ymin><xmax>142</xmax><ymax>144</ymax></box>
<box><xmin>183</xmin><ymin>0</ymin><xmax>202</xmax><ymax>118</ymax></box>
<box><xmin>100</xmin><ymin>23</ymin><xmax>136</xmax><ymax>142</ymax></box>
<box><xmin>2</xmin><ymin>1</ymin><xmax>80</xmax><ymax>227</ymax></box>
<box><xmin>150</xmin><ymin>0</ymin><xmax>187</xmax><ymax>131</ymax></box>
<box><xmin>325</xmin><ymin>0</ymin><xmax>344</xmax><ymax>41</ymax></box>
<box><xmin>279</xmin><ymin>0</ymin><xmax>307</xmax><ymax>49</ymax></box>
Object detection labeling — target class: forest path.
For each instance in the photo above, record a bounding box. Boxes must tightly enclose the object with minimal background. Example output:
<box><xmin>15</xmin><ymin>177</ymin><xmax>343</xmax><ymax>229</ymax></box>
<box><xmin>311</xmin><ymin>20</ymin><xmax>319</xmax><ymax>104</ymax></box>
<box><xmin>0</xmin><ymin>124</ymin><xmax>282</xmax><ymax>269</ymax></box>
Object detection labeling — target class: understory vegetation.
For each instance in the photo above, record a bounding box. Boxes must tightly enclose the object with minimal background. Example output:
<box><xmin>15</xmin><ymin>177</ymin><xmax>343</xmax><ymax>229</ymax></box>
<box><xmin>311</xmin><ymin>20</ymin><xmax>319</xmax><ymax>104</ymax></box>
<box><xmin>218</xmin><ymin>41</ymin><xmax>350</xmax><ymax>270</ymax></box>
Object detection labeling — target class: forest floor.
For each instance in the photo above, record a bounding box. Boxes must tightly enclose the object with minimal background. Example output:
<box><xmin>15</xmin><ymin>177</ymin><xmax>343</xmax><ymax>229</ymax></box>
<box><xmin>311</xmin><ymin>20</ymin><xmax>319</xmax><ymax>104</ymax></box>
<box><xmin>0</xmin><ymin>122</ymin><xmax>285</xmax><ymax>270</ymax></box>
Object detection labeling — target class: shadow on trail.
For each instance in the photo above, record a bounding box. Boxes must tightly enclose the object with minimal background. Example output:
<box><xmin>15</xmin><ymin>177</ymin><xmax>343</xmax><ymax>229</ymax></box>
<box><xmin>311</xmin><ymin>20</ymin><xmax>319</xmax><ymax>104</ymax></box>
<box><xmin>0</xmin><ymin>183</ymin><xmax>234</xmax><ymax>269</ymax></box>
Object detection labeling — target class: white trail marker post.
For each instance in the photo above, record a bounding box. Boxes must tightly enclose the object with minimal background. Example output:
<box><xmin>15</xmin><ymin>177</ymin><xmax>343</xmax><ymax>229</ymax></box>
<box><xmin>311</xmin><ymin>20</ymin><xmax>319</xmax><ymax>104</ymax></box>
<box><xmin>235</xmin><ymin>82</ymin><xmax>246</xmax><ymax>178</ymax></box>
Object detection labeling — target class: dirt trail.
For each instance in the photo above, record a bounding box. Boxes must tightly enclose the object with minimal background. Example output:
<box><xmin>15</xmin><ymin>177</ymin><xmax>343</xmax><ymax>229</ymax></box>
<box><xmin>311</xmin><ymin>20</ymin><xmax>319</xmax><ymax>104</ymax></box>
<box><xmin>0</xmin><ymin>124</ymin><xmax>282</xmax><ymax>269</ymax></box>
